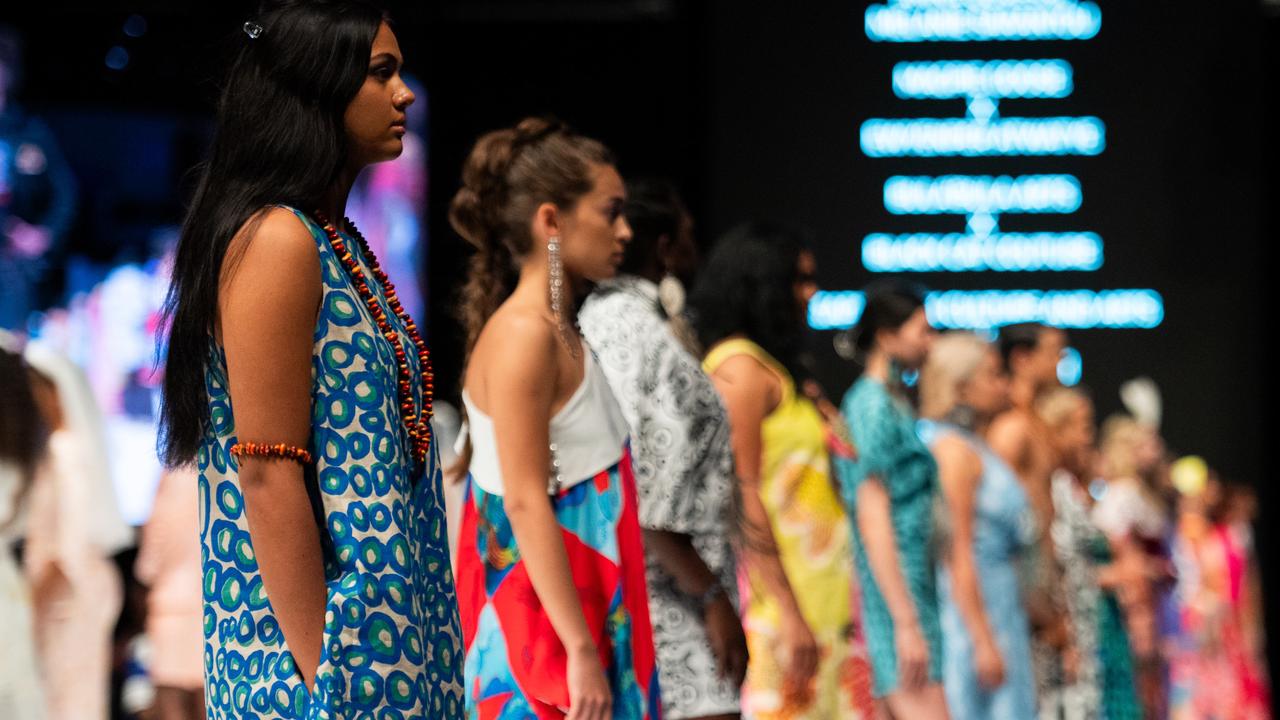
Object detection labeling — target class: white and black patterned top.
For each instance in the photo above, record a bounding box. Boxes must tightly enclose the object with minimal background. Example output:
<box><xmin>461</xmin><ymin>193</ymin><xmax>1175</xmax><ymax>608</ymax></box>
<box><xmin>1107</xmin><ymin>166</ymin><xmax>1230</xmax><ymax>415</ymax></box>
<box><xmin>580</xmin><ymin>275</ymin><xmax>741</xmax><ymax>719</ymax></box>
<box><xmin>580</xmin><ymin>276</ymin><xmax>736</xmax><ymax>541</ymax></box>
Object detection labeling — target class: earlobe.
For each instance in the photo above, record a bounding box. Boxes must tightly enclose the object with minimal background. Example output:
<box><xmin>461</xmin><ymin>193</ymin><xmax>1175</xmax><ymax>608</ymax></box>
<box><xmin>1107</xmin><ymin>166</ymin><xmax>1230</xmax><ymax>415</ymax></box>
<box><xmin>533</xmin><ymin>202</ymin><xmax>561</xmax><ymax>241</ymax></box>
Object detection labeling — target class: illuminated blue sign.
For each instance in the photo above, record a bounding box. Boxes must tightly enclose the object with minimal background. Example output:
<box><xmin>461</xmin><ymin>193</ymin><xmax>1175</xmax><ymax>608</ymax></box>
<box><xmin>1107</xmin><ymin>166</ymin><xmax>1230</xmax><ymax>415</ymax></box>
<box><xmin>861</xmin><ymin>116</ymin><xmax>1105</xmax><ymax>157</ymax></box>
<box><xmin>893</xmin><ymin>60</ymin><xmax>1073</xmax><ymax>100</ymax></box>
<box><xmin>809</xmin><ymin>289</ymin><xmax>1165</xmax><ymax>331</ymax></box>
<box><xmin>863</xmin><ymin>232</ymin><xmax>1102</xmax><ymax>272</ymax></box>
<box><xmin>865</xmin><ymin>1</ymin><xmax>1102</xmax><ymax>43</ymax></box>
<box><xmin>884</xmin><ymin>174</ymin><xmax>1081</xmax><ymax>214</ymax></box>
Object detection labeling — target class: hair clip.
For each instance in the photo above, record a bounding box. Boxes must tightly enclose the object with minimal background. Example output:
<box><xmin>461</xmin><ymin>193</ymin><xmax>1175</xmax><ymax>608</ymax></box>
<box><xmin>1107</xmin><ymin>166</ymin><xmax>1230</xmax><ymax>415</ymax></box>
<box><xmin>243</xmin><ymin>21</ymin><xmax>263</xmax><ymax>39</ymax></box>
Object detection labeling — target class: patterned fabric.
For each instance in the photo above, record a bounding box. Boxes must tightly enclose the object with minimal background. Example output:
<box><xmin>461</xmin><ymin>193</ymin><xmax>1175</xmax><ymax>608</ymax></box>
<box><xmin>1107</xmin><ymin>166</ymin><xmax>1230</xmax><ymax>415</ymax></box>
<box><xmin>835</xmin><ymin>376</ymin><xmax>944</xmax><ymax>698</ymax></box>
<box><xmin>1050</xmin><ymin>470</ymin><xmax>1141</xmax><ymax>720</ymax></box>
<box><xmin>198</xmin><ymin>206</ymin><xmax>465</xmax><ymax>719</ymax></box>
<box><xmin>456</xmin><ymin>447</ymin><xmax>661</xmax><ymax>719</ymax></box>
<box><xmin>580</xmin><ymin>276</ymin><xmax>739</xmax><ymax>719</ymax></box>
<box><xmin>703</xmin><ymin>339</ymin><xmax>872</xmax><ymax>720</ymax></box>
<box><xmin>920</xmin><ymin>422</ymin><xmax>1037</xmax><ymax>720</ymax></box>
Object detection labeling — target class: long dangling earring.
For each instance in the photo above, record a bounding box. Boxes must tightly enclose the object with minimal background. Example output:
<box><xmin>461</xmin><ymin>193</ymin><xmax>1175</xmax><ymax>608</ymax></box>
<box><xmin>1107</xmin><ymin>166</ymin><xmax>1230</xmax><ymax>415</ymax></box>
<box><xmin>547</xmin><ymin>235</ymin><xmax>580</xmax><ymax>358</ymax></box>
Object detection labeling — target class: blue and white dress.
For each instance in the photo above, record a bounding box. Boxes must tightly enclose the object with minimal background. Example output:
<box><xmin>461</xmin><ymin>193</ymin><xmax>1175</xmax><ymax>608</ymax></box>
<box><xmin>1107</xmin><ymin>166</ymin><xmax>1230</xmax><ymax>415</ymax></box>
<box><xmin>920</xmin><ymin>421</ymin><xmax>1037</xmax><ymax>720</ymax></box>
<box><xmin>198</xmin><ymin>206</ymin><xmax>465</xmax><ymax>719</ymax></box>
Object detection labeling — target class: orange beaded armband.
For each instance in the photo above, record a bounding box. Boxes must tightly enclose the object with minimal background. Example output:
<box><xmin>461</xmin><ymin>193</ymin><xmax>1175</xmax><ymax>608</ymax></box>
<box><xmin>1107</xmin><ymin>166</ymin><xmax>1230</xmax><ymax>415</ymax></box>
<box><xmin>230</xmin><ymin>441</ymin><xmax>313</xmax><ymax>465</ymax></box>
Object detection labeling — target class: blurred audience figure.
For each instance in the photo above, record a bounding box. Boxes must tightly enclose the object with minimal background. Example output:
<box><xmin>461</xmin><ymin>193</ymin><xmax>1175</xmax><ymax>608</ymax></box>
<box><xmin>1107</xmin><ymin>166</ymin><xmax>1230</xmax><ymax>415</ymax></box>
<box><xmin>833</xmin><ymin>281</ymin><xmax>948</xmax><ymax>719</ymax></box>
<box><xmin>919</xmin><ymin>331</ymin><xmax>1037</xmax><ymax>720</ymax></box>
<box><xmin>1040</xmin><ymin>387</ymin><xmax>1141</xmax><ymax>720</ymax></box>
<box><xmin>1166</xmin><ymin>459</ymin><xmax>1270</xmax><ymax>720</ymax></box>
<box><xmin>694</xmin><ymin>222</ymin><xmax>873</xmax><ymax>718</ymax></box>
<box><xmin>1094</xmin><ymin>415</ymin><xmax>1174</xmax><ymax>720</ymax></box>
<box><xmin>987</xmin><ymin>323</ymin><xmax>1075</xmax><ymax>713</ymax></box>
<box><xmin>134</xmin><ymin>467</ymin><xmax>203</xmax><ymax>720</ymax></box>
<box><xmin>581</xmin><ymin>179</ymin><xmax>748</xmax><ymax>719</ymax></box>
<box><xmin>0</xmin><ymin>334</ymin><xmax>49</xmax><ymax>719</ymax></box>
<box><xmin>0</xmin><ymin>25</ymin><xmax>78</xmax><ymax>331</ymax></box>
<box><xmin>22</xmin><ymin>340</ymin><xmax>132</xmax><ymax>720</ymax></box>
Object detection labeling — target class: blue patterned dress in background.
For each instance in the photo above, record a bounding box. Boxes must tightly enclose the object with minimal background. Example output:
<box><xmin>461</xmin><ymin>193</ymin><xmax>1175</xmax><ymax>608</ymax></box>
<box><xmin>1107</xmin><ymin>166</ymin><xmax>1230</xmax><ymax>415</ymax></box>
<box><xmin>835</xmin><ymin>376</ymin><xmax>944</xmax><ymax>698</ymax></box>
<box><xmin>920</xmin><ymin>421</ymin><xmax>1037</xmax><ymax>720</ymax></box>
<box><xmin>197</xmin><ymin>206</ymin><xmax>465</xmax><ymax>719</ymax></box>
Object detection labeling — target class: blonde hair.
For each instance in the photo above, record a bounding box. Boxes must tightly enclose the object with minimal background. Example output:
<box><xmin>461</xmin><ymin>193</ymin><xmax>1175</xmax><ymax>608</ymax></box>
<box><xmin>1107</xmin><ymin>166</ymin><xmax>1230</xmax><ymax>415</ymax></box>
<box><xmin>1036</xmin><ymin>385</ymin><xmax>1087</xmax><ymax>430</ymax></box>
<box><xmin>919</xmin><ymin>331</ymin><xmax>991</xmax><ymax>419</ymax></box>
<box><xmin>1100</xmin><ymin>414</ymin><xmax>1145</xmax><ymax>480</ymax></box>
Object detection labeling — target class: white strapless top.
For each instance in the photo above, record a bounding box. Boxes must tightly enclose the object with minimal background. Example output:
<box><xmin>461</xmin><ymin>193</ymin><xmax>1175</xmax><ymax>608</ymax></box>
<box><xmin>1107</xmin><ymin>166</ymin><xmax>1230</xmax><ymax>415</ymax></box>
<box><xmin>461</xmin><ymin>347</ymin><xmax>629</xmax><ymax>497</ymax></box>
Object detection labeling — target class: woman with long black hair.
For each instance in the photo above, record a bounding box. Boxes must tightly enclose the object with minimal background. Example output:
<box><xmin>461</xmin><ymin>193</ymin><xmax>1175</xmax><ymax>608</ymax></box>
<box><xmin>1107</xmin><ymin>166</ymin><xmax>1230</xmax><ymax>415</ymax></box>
<box><xmin>159</xmin><ymin>3</ymin><xmax>464</xmax><ymax>717</ymax></box>
<box><xmin>691</xmin><ymin>222</ymin><xmax>872</xmax><ymax>719</ymax></box>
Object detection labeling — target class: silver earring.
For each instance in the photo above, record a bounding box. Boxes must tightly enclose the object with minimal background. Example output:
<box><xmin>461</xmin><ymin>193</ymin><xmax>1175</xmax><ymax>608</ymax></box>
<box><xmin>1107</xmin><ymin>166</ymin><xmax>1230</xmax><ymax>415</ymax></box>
<box><xmin>547</xmin><ymin>236</ymin><xmax>579</xmax><ymax>357</ymax></box>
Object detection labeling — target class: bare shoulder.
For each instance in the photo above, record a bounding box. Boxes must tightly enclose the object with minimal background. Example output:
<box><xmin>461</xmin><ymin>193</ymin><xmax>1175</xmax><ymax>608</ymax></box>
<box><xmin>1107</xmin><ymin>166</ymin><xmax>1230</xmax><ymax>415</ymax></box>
<box><xmin>988</xmin><ymin>409</ymin><xmax>1032</xmax><ymax>442</ymax></box>
<box><xmin>222</xmin><ymin>207</ymin><xmax>320</xmax><ymax>291</ymax></box>
<box><xmin>933</xmin><ymin>433</ymin><xmax>982</xmax><ymax>479</ymax></box>
<box><xmin>709</xmin><ymin>352</ymin><xmax>775</xmax><ymax>389</ymax></box>
<box><xmin>471</xmin><ymin>305</ymin><xmax>558</xmax><ymax>379</ymax></box>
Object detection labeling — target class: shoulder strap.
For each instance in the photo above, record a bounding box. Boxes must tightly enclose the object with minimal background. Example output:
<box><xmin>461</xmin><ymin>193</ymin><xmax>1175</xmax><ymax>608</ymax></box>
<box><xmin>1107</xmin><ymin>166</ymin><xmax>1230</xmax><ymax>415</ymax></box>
<box><xmin>702</xmin><ymin>337</ymin><xmax>795</xmax><ymax>405</ymax></box>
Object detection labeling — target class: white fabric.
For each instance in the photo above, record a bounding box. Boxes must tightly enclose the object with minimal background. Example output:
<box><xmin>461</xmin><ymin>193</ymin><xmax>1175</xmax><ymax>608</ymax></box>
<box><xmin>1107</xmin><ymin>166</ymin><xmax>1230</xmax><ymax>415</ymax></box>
<box><xmin>463</xmin><ymin>346</ymin><xmax>629</xmax><ymax>497</ymax></box>
<box><xmin>1091</xmin><ymin>476</ymin><xmax>1167</xmax><ymax>540</ymax></box>
<box><xmin>0</xmin><ymin>461</ymin><xmax>46</xmax><ymax>720</ymax></box>
<box><xmin>22</xmin><ymin>341</ymin><xmax>133</xmax><ymax>554</ymax></box>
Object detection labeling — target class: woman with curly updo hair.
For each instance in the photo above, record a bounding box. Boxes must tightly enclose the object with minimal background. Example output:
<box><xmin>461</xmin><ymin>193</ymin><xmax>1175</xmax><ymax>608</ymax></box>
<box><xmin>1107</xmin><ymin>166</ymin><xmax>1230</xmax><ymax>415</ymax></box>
<box><xmin>450</xmin><ymin>117</ymin><xmax>660</xmax><ymax>720</ymax></box>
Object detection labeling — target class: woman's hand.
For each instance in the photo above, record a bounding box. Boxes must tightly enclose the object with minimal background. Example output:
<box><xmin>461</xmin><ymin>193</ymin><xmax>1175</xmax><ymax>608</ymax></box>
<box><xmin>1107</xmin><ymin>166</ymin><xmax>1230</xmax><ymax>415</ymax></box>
<box><xmin>704</xmin><ymin>594</ymin><xmax>749</xmax><ymax>687</ymax></box>
<box><xmin>779</xmin><ymin>607</ymin><xmax>820</xmax><ymax>688</ymax></box>
<box><xmin>974</xmin><ymin>633</ymin><xmax>1006</xmax><ymax>690</ymax></box>
<box><xmin>566</xmin><ymin>644</ymin><xmax>612</xmax><ymax>720</ymax></box>
<box><xmin>895</xmin><ymin>618</ymin><xmax>932</xmax><ymax>690</ymax></box>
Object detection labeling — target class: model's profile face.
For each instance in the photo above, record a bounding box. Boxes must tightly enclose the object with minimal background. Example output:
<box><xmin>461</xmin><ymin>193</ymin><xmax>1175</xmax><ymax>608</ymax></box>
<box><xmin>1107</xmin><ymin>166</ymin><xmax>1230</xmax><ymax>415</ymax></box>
<box><xmin>882</xmin><ymin>306</ymin><xmax>934</xmax><ymax>370</ymax></box>
<box><xmin>344</xmin><ymin>22</ymin><xmax>414</xmax><ymax>167</ymax></box>
<box><xmin>960</xmin><ymin>347</ymin><xmax>1010</xmax><ymax>417</ymax></box>
<box><xmin>560</xmin><ymin>163</ymin><xmax>632</xmax><ymax>283</ymax></box>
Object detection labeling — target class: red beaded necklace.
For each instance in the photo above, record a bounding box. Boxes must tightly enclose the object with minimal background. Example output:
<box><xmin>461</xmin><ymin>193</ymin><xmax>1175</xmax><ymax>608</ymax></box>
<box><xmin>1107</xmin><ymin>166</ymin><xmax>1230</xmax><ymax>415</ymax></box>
<box><xmin>314</xmin><ymin>211</ymin><xmax>433</xmax><ymax>470</ymax></box>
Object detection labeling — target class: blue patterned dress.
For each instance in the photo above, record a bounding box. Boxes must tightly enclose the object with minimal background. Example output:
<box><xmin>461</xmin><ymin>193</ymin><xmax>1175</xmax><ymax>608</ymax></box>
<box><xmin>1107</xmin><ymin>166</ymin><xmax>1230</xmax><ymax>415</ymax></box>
<box><xmin>198</xmin><ymin>206</ymin><xmax>465</xmax><ymax>719</ymax></box>
<box><xmin>919</xmin><ymin>421</ymin><xmax>1037</xmax><ymax>720</ymax></box>
<box><xmin>834</xmin><ymin>376</ymin><xmax>943</xmax><ymax>698</ymax></box>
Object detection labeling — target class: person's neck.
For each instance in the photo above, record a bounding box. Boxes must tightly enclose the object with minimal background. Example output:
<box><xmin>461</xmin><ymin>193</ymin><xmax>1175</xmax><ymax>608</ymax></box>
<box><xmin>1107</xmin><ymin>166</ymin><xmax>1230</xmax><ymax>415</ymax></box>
<box><xmin>513</xmin><ymin>254</ymin><xmax>553</xmax><ymax>310</ymax></box>
<box><xmin>319</xmin><ymin>163</ymin><xmax>361</xmax><ymax>227</ymax></box>
<box><xmin>1009</xmin><ymin>374</ymin><xmax>1040</xmax><ymax>411</ymax></box>
<box><xmin>864</xmin><ymin>348</ymin><xmax>893</xmax><ymax>384</ymax></box>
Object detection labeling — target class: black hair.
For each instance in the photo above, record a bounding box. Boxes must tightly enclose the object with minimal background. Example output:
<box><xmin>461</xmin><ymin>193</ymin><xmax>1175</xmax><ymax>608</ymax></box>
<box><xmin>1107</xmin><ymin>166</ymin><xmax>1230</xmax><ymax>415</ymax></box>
<box><xmin>0</xmin><ymin>347</ymin><xmax>46</xmax><ymax>500</ymax></box>
<box><xmin>688</xmin><ymin>220</ymin><xmax>808</xmax><ymax>374</ymax></box>
<box><xmin>617</xmin><ymin>177</ymin><xmax>685</xmax><ymax>277</ymax></box>
<box><xmin>840</xmin><ymin>279</ymin><xmax>927</xmax><ymax>358</ymax></box>
<box><xmin>158</xmin><ymin>0</ymin><xmax>385</xmax><ymax>467</ymax></box>
<box><xmin>997</xmin><ymin>322</ymin><xmax>1048</xmax><ymax>369</ymax></box>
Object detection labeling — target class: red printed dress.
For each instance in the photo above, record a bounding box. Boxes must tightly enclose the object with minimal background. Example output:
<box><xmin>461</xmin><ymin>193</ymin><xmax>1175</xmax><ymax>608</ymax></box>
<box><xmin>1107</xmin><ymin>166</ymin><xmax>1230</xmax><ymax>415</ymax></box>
<box><xmin>456</xmin><ymin>347</ymin><xmax>661</xmax><ymax>719</ymax></box>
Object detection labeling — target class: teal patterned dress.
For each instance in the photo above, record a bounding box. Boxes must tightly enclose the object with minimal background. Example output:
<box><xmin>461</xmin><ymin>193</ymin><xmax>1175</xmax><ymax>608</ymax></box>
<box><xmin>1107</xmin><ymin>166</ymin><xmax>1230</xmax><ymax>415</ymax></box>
<box><xmin>834</xmin><ymin>376</ymin><xmax>944</xmax><ymax>698</ymax></box>
<box><xmin>197</xmin><ymin>206</ymin><xmax>465</xmax><ymax>719</ymax></box>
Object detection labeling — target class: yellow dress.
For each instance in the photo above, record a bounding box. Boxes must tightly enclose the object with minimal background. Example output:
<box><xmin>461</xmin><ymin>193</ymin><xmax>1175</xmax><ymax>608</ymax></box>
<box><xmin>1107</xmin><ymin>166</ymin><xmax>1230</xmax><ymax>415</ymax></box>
<box><xmin>703</xmin><ymin>338</ymin><xmax>871</xmax><ymax>719</ymax></box>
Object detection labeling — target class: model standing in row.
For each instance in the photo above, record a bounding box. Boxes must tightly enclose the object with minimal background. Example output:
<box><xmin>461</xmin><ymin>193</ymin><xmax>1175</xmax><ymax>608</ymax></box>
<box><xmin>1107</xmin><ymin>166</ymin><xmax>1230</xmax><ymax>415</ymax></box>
<box><xmin>160</xmin><ymin>2</ymin><xmax>464</xmax><ymax>716</ymax></box>
<box><xmin>451</xmin><ymin>117</ymin><xmax>660</xmax><ymax>720</ymax></box>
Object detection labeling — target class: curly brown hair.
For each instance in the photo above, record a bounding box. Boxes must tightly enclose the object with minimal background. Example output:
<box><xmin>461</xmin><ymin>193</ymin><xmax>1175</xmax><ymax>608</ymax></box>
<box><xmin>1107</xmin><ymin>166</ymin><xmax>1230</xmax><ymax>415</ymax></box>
<box><xmin>449</xmin><ymin>116</ymin><xmax>614</xmax><ymax>360</ymax></box>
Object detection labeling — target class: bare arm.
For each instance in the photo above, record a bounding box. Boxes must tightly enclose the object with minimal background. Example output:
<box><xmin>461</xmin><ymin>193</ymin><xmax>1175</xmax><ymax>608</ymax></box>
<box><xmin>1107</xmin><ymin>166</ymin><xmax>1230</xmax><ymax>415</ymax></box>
<box><xmin>709</xmin><ymin>354</ymin><xmax>816</xmax><ymax>681</ymax></box>
<box><xmin>709</xmin><ymin>355</ymin><xmax>804</xmax><ymax>619</ymax></box>
<box><xmin>934</xmin><ymin>435</ymin><xmax>1004</xmax><ymax>687</ymax></box>
<box><xmin>220</xmin><ymin>208</ymin><xmax>326</xmax><ymax>689</ymax></box>
<box><xmin>855</xmin><ymin>478</ymin><xmax>921</xmax><ymax>629</ymax></box>
<box><xmin>484</xmin><ymin>317</ymin><xmax>598</xmax><ymax>656</ymax></box>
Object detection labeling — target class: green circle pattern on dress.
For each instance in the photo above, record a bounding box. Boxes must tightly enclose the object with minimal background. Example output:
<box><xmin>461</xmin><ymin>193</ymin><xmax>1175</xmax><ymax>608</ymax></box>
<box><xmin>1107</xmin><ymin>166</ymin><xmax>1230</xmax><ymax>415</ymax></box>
<box><xmin>197</xmin><ymin>207</ymin><xmax>464</xmax><ymax>718</ymax></box>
